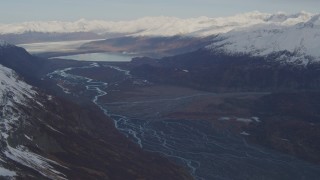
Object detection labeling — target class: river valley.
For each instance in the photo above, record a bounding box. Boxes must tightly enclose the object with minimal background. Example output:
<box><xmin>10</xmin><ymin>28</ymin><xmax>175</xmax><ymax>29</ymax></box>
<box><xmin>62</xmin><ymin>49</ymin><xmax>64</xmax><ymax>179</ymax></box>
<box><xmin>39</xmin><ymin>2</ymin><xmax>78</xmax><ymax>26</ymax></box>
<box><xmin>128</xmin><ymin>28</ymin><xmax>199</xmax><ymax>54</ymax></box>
<box><xmin>46</xmin><ymin>61</ymin><xmax>320</xmax><ymax>180</ymax></box>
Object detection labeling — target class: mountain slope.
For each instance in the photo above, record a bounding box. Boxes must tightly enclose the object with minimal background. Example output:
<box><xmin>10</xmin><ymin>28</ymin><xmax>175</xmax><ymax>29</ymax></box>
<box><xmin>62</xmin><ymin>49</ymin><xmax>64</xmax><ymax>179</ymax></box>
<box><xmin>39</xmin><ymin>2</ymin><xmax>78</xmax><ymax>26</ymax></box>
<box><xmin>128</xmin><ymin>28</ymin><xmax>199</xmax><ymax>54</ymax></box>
<box><xmin>0</xmin><ymin>63</ymin><xmax>66</xmax><ymax>179</ymax></box>
<box><xmin>0</xmin><ymin>42</ymin><xmax>192</xmax><ymax>179</ymax></box>
<box><xmin>129</xmin><ymin>49</ymin><xmax>320</xmax><ymax>92</ymax></box>
<box><xmin>207</xmin><ymin>14</ymin><xmax>320</xmax><ymax>65</ymax></box>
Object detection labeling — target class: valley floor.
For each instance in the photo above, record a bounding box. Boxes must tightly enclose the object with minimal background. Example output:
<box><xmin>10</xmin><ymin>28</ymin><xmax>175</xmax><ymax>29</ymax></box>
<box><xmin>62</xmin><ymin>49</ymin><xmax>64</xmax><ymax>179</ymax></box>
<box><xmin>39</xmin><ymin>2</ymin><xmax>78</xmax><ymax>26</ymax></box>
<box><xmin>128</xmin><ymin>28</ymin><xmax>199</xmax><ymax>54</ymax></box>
<box><xmin>46</xmin><ymin>60</ymin><xmax>320</xmax><ymax>180</ymax></box>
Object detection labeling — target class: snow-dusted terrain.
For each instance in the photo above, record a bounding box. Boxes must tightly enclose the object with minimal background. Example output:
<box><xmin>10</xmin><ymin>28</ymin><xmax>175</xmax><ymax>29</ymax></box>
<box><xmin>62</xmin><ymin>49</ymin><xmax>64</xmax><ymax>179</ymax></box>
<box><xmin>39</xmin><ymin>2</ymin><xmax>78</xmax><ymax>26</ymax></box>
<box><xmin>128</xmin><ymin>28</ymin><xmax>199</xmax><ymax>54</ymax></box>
<box><xmin>0</xmin><ymin>63</ymin><xmax>66</xmax><ymax>179</ymax></box>
<box><xmin>207</xmin><ymin>13</ymin><xmax>320</xmax><ymax>65</ymax></box>
<box><xmin>0</xmin><ymin>64</ymin><xmax>36</xmax><ymax>139</ymax></box>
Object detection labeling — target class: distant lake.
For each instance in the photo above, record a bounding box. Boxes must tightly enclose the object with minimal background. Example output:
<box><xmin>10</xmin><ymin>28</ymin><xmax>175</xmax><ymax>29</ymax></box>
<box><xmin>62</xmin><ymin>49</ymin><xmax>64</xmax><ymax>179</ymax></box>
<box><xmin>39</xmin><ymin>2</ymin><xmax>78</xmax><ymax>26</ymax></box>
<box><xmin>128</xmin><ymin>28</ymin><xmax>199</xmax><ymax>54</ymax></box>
<box><xmin>52</xmin><ymin>53</ymin><xmax>134</xmax><ymax>62</ymax></box>
<box><xmin>19</xmin><ymin>40</ymin><xmax>135</xmax><ymax>62</ymax></box>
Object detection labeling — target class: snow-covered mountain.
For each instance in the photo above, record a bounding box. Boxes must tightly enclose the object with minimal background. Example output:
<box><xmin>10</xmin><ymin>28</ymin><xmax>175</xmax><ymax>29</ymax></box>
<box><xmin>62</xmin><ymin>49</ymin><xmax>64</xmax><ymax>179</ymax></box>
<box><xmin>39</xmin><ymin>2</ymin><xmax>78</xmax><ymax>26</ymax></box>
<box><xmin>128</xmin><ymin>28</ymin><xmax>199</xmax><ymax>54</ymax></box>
<box><xmin>0</xmin><ymin>11</ymin><xmax>314</xmax><ymax>37</ymax></box>
<box><xmin>207</xmin><ymin>13</ymin><xmax>320</xmax><ymax>65</ymax></box>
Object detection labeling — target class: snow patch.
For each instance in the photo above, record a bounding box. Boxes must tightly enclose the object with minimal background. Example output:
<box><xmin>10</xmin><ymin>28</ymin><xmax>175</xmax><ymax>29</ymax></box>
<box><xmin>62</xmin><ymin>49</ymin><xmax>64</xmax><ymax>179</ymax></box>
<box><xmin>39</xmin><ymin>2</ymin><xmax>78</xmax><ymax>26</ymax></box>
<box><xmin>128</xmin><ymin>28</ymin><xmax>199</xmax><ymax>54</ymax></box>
<box><xmin>0</xmin><ymin>166</ymin><xmax>16</xmax><ymax>177</ymax></box>
<box><xmin>46</xmin><ymin>125</ymin><xmax>64</xmax><ymax>135</ymax></box>
<box><xmin>24</xmin><ymin>134</ymin><xmax>33</xmax><ymax>141</ymax></box>
<box><xmin>236</xmin><ymin>118</ymin><xmax>253</xmax><ymax>123</ymax></box>
<box><xmin>240</xmin><ymin>131</ymin><xmax>250</xmax><ymax>136</ymax></box>
<box><xmin>251</xmin><ymin>117</ymin><xmax>261</xmax><ymax>123</ymax></box>
<box><xmin>218</xmin><ymin>116</ymin><xmax>261</xmax><ymax>123</ymax></box>
<box><xmin>4</xmin><ymin>145</ymin><xmax>67</xmax><ymax>180</ymax></box>
<box><xmin>218</xmin><ymin>117</ymin><xmax>231</xmax><ymax>121</ymax></box>
<box><xmin>47</xmin><ymin>95</ymin><xmax>53</xmax><ymax>101</ymax></box>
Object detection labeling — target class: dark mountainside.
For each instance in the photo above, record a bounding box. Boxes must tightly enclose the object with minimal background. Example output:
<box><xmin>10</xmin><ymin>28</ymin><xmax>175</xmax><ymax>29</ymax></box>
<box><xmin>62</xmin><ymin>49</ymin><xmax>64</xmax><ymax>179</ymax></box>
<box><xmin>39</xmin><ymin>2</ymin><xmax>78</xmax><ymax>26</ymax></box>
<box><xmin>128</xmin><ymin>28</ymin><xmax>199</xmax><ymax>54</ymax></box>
<box><xmin>0</xmin><ymin>44</ymin><xmax>192</xmax><ymax>179</ymax></box>
<box><xmin>127</xmin><ymin>48</ymin><xmax>320</xmax><ymax>164</ymax></box>
<box><xmin>0</xmin><ymin>44</ymin><xmax>44</xmax><ymax>82</ymax></box>
<box><xmin>130</xmin><ymin>49</ymin><xmax>320</xmax><ymax>91</ymax></box>
<box><xmin>80</xmin><ymin>36</ymin><xmax>214</xmax><ymax>58</ymax></box>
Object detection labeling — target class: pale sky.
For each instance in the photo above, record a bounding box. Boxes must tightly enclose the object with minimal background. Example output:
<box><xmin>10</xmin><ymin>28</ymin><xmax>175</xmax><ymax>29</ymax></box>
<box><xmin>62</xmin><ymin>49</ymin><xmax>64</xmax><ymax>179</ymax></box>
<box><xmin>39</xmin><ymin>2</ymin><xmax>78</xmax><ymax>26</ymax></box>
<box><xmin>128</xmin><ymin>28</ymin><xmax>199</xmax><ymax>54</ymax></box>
<box><xmin>1</xmin><ymin>0</ymin><xmax>319</xmax><ymax>23</ymax></box>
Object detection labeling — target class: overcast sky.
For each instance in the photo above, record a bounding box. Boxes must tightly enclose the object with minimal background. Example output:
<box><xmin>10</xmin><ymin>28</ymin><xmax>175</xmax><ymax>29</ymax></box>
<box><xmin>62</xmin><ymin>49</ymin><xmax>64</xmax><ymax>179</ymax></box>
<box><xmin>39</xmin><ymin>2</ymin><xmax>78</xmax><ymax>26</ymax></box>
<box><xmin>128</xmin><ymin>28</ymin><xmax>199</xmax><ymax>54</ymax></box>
<box><xmin>1</xmin><ymin>0</ymin><xmax>319</xmax><ymax>23</ymax></box>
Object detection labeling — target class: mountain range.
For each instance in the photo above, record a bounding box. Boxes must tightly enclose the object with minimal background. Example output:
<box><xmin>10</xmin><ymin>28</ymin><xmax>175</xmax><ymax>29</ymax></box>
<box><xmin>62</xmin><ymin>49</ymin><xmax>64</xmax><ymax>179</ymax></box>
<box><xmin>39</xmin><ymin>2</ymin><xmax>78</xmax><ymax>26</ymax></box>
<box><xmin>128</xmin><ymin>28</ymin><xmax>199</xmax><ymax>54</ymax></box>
<box><xmin>0</xmin><ymin>11</ymin><xmax>314</xmax><ymax>37</ymax></box>
<box><xmin>2</xmin><ymin>11</ymin><xmax>319</xmax><ymax>65</ymax></box>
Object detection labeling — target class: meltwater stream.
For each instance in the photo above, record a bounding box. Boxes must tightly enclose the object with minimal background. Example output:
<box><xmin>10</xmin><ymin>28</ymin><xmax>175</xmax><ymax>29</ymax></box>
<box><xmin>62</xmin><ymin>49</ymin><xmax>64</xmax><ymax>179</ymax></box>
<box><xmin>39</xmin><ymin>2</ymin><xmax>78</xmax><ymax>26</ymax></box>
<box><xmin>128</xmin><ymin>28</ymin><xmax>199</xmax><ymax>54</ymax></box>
<box><xmin>48</xmin><ymin>63</ymin><xmax>320</xmax><ymax>180</ymax></box>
